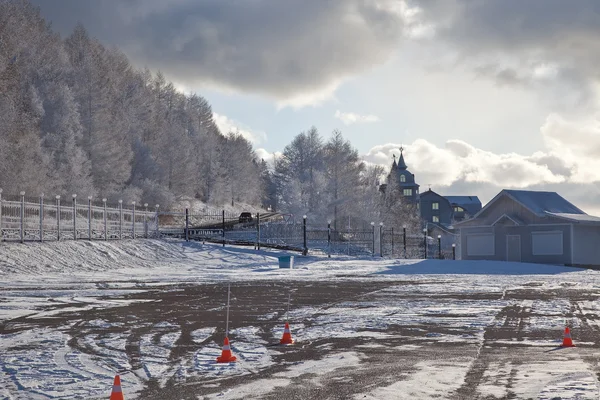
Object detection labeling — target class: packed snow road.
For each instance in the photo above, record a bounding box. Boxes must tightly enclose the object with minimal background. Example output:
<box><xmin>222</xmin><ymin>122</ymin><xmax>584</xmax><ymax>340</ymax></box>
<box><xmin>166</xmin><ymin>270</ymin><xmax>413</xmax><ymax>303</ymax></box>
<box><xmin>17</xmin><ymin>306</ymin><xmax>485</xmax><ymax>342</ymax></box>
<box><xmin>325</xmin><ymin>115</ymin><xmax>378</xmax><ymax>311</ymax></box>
<box><xmin>0</xmin><ymin>239</ymin><xmax>600</xmax><ymax>399</ymax></box>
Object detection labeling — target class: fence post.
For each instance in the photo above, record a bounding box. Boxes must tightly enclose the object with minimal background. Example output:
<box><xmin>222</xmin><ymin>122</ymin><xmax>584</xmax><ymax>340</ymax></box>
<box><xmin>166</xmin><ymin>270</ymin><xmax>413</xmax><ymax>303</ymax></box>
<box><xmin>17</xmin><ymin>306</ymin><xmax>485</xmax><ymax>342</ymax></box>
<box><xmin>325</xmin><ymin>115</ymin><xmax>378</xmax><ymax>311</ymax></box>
<box><xmin>72</xmin><ymin>194</ymin><xmax>77</xmax><ymax>240</ymax></box>
<box><xmin>155</xmin><ymin>204</ymin><xmax>160</xmax><ymax>238</ymax></box>
<box><xmin>118</xmin><ymin>200</ymin><xmax>123</xmax><ymax>240</ymax></box>
<box><xmin>144</xmin><ymin>203</ymin><xmax>149</xmax><ymax>239</ymax></box>
<box><xmin>391</xmin><ymin>227</ymin><xmax>394</xmax><ymax>257</ymax></box>
<box><xmin>132</xmin><ymin>201</ymin><xmax>136</xmax><ymax>239</ymax></box>
<box><xmin>302</xmin><ymin>215</ymin><xmax>307</xmax><ymax>256</ymax></box>
<box><xmin>0</xmin><ymin>188</ymin><xmax>2</xmax><ymax>242</ymax></box>
<box><xmin>423</xmin><ymin>228</ymin><xmax>427</xmax><ymax>259</ymax></box>
<box><xmin>438</xmin><ymin>235</ymin><xmax>442</xmax><ymax>259</ymax></box>
<box><xmin>327</xmin><ymin>220</ymin><xmax>331</xmax><ymax>258</ymax></box>
<box><xmin>379</xmin><ymin>222</ymin><xmax>384</xmax><ymax>257</ymax></box>
<box><xmin>256</xmin><ymin>212</ymin><xmax>260</xmax><ymax>250</ymax></box>
<box><xmin>56</xmin><ymin>195</ymin><xmax>61</xmax><ymax>241</ymax></box>
<box><xmin>39</xmin><ymin>193</ymin><xmax>44</xmax><ymax>242</ymax></box>
<box><xmin>20</xmin><ymin>191</ymin><xmax>25</xmax><ymax>243</ymax></box>
<box><xmin>222</xmin><ymin>210</ymin><xmax>225</xmax><ymax>247</ymax></box>
<box><xmin>371</xmin><ymin>222</ymin><xmax>375</xmax><ymax>256</ymax></box>
<box><xmin>452</xmin><ymin>243</ymin><xmax>456</xmax><ymax>260</ymax></box>
<box><xmin>403</xmin><ymin>225</ymin><xmax>407</xmax><ymax>258</ymax></box>
<box><xmin>185</xmin><ymin>207</ymin><xmax>189</xmax><ymax>242</ymax></box>
<box><xmin>103</xmin><ymin>198</ymin><xmax>107</xmax><ymax>240</ymax></box>
<box><xmin>88</xmin><ymin>196</ymin><xmax>92</xmax><ymax>241</ymax></box>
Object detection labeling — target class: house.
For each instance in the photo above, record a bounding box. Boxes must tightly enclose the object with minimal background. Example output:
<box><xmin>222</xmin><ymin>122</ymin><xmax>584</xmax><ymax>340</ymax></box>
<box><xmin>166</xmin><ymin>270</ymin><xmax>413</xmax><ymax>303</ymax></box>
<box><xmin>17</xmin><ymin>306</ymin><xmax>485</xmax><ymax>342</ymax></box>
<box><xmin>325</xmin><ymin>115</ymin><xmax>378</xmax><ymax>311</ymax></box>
<box><xmin>456</xmin><ymin>189</ymin><xmax>600</xmax><ymax>266</ymax></box>
<box><xmin>445</xmin><ymin>196</ymin><xmax>482</xmax><ymax>222</ymax></box>
<box><xmin>420</xmin><ymin>189</ymin><xmax>452</xmax><ymax>225</ymax></box>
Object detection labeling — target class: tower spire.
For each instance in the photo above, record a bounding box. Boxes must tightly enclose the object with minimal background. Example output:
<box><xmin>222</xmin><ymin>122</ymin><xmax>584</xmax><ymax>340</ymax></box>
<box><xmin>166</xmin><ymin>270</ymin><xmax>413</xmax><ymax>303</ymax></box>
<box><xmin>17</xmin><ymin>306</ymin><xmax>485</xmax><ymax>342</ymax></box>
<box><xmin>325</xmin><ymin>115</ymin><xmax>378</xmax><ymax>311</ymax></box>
<box><xmin>397</xmin><ymin>146</ymin><xmax>407</xmax><ymax>170</ymax></box>
<box><xmin>391</xmin><ymin>154</ymin><xmax>398</xmax><ymax>169</ymax></box>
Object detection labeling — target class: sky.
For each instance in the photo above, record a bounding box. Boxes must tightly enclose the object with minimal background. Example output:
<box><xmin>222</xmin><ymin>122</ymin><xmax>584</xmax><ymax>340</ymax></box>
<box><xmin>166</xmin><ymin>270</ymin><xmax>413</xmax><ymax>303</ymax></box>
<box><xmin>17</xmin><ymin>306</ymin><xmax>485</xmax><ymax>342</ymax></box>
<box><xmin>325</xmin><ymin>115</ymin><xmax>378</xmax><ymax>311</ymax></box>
<box><xmin>31</xmin><ymin>0</ymin><xmax>600</xmax><ymax>214</ymax></box>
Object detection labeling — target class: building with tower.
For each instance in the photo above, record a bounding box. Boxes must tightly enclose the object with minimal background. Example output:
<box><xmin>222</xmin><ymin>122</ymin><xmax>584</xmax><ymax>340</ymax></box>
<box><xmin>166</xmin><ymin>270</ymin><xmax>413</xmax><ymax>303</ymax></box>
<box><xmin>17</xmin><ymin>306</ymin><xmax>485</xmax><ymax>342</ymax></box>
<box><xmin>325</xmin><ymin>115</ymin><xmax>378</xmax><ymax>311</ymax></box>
<box><xmin>379</xmin><ymin>147</ymin><xmax>420</xmax><ymax>203</ymax></box>
<box><xmin>380</xmin><ymin>148</ymin><xmax>481</xmax><ymax>226</ymax></box>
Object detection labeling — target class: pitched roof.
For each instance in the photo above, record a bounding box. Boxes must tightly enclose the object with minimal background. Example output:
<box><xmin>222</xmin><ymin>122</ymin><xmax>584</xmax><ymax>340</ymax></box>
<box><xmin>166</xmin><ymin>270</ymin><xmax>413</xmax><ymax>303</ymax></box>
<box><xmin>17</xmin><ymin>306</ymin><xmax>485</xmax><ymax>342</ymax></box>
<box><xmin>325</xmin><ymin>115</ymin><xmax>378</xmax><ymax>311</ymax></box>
<box><xmin>455</xmin><ymin>189</ymin><xmax>587</xmax><ymax>226</ymax></box>
<box><xmin>503</xmin><ymin>190</ymin><xmax>584</xmax><ymax>215</ymax></box>
<box><xmin>397</xmin><ymin>152</ymin><xmax>407</xmax><ymax>170</ymax></box>
<box><xmin>445</xmin><ymin>196</ymin><xmax>481</xmax><ymax>206</ymax></box>
<box><xmin>546</xmin><ymin>213</ymin><xmax>600</xmax><ymax>224</ymax></box>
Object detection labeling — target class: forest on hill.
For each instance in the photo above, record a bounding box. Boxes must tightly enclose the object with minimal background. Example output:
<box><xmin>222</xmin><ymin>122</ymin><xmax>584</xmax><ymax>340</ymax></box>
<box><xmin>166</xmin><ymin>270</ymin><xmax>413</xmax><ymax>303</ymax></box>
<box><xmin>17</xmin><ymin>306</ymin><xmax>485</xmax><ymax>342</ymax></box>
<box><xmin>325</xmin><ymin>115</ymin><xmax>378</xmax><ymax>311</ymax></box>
<box><xmin>0</xmin><ymin>0</ymin><xmax>417</xmax><ymax>228</ymax></box>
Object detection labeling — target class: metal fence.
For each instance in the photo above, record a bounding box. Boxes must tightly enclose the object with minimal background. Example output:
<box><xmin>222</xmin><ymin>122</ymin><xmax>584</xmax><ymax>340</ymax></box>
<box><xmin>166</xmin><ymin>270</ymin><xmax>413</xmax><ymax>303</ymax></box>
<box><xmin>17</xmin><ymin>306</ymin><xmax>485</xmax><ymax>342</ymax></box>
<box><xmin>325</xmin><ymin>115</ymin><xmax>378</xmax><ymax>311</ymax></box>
<box><xmin>0</xmin><ymin>190</ymin><xmax>158</xmax><ymax>242</ymax></box>
<box><xmin>158</xmin><ymin>211</ymin><xmax>460</xmax><ymax>258</ymax></box>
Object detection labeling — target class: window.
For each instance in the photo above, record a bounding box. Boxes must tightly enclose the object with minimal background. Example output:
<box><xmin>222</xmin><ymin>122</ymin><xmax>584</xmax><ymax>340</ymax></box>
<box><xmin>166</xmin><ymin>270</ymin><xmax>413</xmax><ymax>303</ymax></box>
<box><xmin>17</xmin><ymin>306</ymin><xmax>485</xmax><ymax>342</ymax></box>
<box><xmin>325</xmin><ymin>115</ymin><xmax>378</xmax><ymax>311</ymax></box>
<box><xmin>432</xmin><ymin>216</ymin><xmax>439</xmax><ymax>223</ymax></box>
<box><xmin>532</xmin><ymin>231</ymin><xmax>563</xmax><ymax>255</ymax></box>
<box><xmin>432</xmin><ymin>202</ymin><xmax>439</xmax><ymax>210</ymax></box>
<box><xmin>454</xmin><ymin>206</ymin><xmax>464</xmax><ymax>212</ymax></box>
<box><xmin>400</xmin><ymin>175</ymin><xmax>406</xmax><ymax>182</ymax></box>
<box><xmin>467</xmin><ymin>234</ymin><xmax>495</xmax><ymax>256</ymax></box>
<box><xmin>403</xmin><ymin>189</ymin><xmax>412</xmax><ymax>196</ymax></box>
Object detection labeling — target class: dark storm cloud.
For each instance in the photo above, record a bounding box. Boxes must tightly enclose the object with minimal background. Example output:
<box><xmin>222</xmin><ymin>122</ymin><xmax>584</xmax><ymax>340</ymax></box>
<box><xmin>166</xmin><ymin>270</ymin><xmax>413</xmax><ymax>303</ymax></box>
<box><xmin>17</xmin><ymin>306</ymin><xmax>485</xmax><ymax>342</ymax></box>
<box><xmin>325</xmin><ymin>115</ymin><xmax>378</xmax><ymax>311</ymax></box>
<box><xmin>31</xmin><ymin>0</ymin><xmax>405</xmax><ymax>100</ymax></box>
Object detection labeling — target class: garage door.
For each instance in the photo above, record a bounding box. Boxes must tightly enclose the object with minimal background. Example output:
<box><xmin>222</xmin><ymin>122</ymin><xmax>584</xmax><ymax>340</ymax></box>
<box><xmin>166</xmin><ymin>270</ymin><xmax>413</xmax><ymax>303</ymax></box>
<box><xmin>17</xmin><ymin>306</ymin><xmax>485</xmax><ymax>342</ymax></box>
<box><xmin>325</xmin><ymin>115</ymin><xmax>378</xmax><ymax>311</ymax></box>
<box><xmin>532</xmin><ymin>231</ymin><xmax>563</xmax><ymax>255</ymax></box>
<box><xmin>467</xmin><ymin>234</ymin><xmax>495</xmax><ymax>256</ymax></box>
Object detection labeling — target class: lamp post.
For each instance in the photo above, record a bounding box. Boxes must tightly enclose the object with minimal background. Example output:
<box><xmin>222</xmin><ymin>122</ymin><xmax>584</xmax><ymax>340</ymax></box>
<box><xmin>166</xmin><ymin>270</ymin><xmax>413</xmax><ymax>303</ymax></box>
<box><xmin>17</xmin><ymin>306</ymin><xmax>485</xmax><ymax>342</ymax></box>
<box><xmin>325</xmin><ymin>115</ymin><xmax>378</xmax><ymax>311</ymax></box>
<box><xmin>88</xmin><ymin>196</ymin><xmax>93</xmax><ymax>240</ymax></box>
<box><xmin>402</xmin><ymin>224</ymin><xmax>407</xmax><ymax>258</ymax></box>
<box><xmin>437</xmin><ymin>234</ymin><xmax>442</xmax><ymax>259</ymax></box>
<box><xmin>72</xmin><ymin>194</ymin><xmax>77</xmax><ymax>240</ymax></box>
<box><xmin>20</xmin><ymin>191</ymin><xmax>25</xmax><ymax>243</ymax></box>
<box><xmin>423</xmin><ymin>228</ymin><xmax>427</xmax><ymax>259</ymax></box>
<box><xmin>302</xmin><ymin>215</ymin><xmax>307</xmax><ymax>256</ymax></box>
<box><xmin>118</xmin><ymin>199</ymin><xmax>123</xmax><ymax>240</ymax></box>
<box><xmin>371</xmin><ymin>222</ymin><xmax>375</xmax><ymax>256</ymax></box>
<box><xmin>327</xmin><ymin>220</ymin><xmax>331</xmax><ymax>258</ymax></box>
<box><xmin>56</xmin><ymin>195</ymin><xmax>61</xmax><ymax>241</ymax></box>
<box><xmin>132</xmin><ymin>201</ymin><xmax>137</xmax><ymax>239</ymax></box>
<box><xmin>452</xmin><ymin>243</ymin><xmax>456</xmax><ymax>260</ymax></box>
<box><xmin>379</xmin><ymin>222</ymin><xmax>384</xmax><ymax>257</ymax></box>
<box><xmin>155</xmin><ymin>204</ymin><xmax>160</xmax><ymax>238</ymax></box>
<box><xmin>144</xmin><ymin>203</ymin><xmax>149</xmax><ymax>239</ymax></box>
<box><xmin>102</xmin><ymin>198</ymin><xmax>107</xmax><ymax>240</ymax></box>
<box><xmin>39</xmin><ymin>193</ymin><xmax>44</xmax><ymax>242</ymax></box>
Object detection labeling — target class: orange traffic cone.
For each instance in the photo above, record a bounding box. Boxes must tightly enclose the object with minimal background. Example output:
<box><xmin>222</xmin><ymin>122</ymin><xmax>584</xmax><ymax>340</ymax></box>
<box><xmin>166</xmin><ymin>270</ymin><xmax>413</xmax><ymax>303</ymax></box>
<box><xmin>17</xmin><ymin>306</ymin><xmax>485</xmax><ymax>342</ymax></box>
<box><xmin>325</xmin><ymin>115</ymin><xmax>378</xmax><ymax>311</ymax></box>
<box><xmin>561</xmin><ymin>326</ymin><xmax>575</xmax><ymax>347</ymax></box>
<box><xmin>109</xmin><ymin>375</ymin><xmax>124</xmax><ymax>400</ymax></box>
<box><xmin>280</xmin><ymin>322</ymin><xmax>294</xmax><ymax>345</ymax></box>
<box><xmin>216</xmin><ymin>337</ymin><xmax>237</xmax><ymax>363</ymax></box>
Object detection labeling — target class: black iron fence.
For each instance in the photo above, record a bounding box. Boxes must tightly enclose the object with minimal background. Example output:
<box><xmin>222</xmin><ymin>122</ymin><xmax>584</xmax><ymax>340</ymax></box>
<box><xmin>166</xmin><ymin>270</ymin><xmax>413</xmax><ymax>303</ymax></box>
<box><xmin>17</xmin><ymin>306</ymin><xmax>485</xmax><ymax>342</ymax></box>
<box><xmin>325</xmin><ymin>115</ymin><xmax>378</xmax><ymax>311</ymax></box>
<box><xmin>159</xmin><ymin>211</ymin><xmax>460</xmax><ymax>259</ymax></box>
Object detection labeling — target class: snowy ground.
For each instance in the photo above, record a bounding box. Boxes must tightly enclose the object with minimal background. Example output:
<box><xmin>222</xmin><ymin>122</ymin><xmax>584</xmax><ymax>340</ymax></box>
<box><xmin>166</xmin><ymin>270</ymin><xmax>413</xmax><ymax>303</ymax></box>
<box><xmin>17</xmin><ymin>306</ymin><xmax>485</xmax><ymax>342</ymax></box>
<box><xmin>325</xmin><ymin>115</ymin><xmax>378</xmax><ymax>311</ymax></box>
<box><xmin>1</xmin><ymin>239</ymin><xmax>600</xmax><ymax>399</ymax></box>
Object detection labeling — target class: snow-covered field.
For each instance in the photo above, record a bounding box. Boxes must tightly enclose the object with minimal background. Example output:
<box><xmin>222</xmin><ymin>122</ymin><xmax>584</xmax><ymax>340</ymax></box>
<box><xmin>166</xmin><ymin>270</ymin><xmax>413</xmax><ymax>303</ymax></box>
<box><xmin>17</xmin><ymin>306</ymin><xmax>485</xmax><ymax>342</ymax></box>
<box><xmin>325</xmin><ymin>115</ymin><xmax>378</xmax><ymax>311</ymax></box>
<box><xmin>1</xmin><ymin>239</ymin><xmax>599</xmax><ymax>399</ymax></box>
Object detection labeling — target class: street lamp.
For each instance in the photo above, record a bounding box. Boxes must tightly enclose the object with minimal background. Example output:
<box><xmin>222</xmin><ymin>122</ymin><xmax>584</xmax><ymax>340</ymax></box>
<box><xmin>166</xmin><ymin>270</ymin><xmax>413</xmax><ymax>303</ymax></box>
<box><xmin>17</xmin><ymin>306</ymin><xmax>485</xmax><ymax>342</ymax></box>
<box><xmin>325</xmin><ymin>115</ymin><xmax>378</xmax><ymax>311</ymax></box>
<box><xmin>327</xmin><ymin>220</ymin><xmax>331</xmax><ymax>258</ymax></box>
<box><xmin>72</xmin><ymin>194</ymin><xmax>77</xmax><ymax>240</ymax></box>
<box><xmin>402</xmin><ymin>224</ymin><xmax>407</xmax><ymax>258</ymax></box>
<box><xmin>423</xmin><ymin>228</ymin><xmax>427</xmax><ymax>259</ymax></box>
<box><xmin>371</xmin><ymin>222</ymin><xmax>375</xmax><ymax>256</ymax></box>
<box><xmin>88</xmin><ymin>196</ymin><xmax>93</xmax><ymax>241</ymax></box>
<box><xmin>379</xmin><ymin>222</ymin><xmax>384</xmax><ymax>257</ymax></box>
<box><xmin>302</xmin><ymin>215</ymin><xmax>307</xmax><ymax>256</ymax></box>
<box><xmin>437</xmin><ymin>234</ymin><xmax>442</xmax><ymax>259</ymax></box>
<box><xmin>452</xmin><ymin>243</ymin><xmax>456</xmax><ymax>260</ymax></box>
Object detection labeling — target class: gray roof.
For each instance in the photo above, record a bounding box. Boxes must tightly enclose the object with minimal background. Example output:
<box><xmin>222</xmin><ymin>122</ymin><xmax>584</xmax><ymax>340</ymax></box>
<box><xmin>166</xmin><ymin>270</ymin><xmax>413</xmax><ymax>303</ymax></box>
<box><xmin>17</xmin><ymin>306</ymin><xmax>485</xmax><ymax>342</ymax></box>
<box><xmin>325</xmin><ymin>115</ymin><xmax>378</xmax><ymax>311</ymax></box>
<box><xmin>546</xmin><ymin>212</ymin><xmax>600</xmax><ymax>224</ymax></box>
<box><xmin>504</xmin><ymin>190</ymin><xmax>585</xmax><ymax>216</ymax></box>
<box><xmin>445</xmin><ymin>196</ymin><xmax>481</xmax><ymax>206</ymax></box>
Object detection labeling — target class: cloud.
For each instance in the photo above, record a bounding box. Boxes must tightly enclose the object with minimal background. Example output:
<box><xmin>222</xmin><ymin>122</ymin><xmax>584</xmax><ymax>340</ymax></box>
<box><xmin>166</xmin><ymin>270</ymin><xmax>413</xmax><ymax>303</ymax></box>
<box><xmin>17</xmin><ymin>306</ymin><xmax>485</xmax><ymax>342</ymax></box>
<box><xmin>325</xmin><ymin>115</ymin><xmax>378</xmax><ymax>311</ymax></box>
<box><xmin>334</xmin><ymin>110</ymin><xmax>380</xmax><ymax>125</ymax></box>
<box><xmin>362</xmin><ymin>113</ymin><xmax>600</xmax><ymax>215</ymax></box>
<box><xmin>213</xmin><ymin>113</ymin><xmax>266</xmax><ymax>144</ymax></box>
<box><xmin>31</xmin><ymin>0</ymin><xmax>429</xmax><ymax>106</ymax></box>
<box><xmin>413</xmin><ymin>0</ymin><xmax>600</xmax><ymax>110</ymax></box>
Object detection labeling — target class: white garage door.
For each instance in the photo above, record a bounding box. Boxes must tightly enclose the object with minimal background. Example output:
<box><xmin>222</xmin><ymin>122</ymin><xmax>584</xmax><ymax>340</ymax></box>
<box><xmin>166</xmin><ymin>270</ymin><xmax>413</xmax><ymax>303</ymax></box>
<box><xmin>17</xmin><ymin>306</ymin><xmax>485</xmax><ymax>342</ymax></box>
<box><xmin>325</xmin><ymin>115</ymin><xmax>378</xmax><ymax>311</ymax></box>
<box><xmin>532</xmin><ymin>231</ymin><xmax>563</xmax><ymax>255</ymax></box>
<box><xmin>467</xmin><ymin>234</ymin><xmax>495</xmax><ymax>256</ymax></box>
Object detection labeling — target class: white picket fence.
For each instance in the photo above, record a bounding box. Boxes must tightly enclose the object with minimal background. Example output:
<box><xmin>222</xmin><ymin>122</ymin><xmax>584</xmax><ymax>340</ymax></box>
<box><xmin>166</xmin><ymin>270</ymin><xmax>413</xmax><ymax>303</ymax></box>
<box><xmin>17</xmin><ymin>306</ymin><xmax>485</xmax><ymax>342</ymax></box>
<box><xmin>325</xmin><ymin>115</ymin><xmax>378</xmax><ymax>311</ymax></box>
<box><xmin>0</xmin><ymin>190</ymin><xmax>159</xmax><ymax>242</ymax></box>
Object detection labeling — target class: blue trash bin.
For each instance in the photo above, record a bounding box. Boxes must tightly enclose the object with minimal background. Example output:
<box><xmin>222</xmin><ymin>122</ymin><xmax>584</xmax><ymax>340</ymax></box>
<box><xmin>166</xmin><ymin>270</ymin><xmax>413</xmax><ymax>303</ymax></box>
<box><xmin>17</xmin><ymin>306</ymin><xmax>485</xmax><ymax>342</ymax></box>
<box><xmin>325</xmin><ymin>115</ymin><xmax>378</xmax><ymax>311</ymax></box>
<box><xmin>278</xmin><ymin>255</ymin><xmax>294</xmax><ymax>269</ymax></box>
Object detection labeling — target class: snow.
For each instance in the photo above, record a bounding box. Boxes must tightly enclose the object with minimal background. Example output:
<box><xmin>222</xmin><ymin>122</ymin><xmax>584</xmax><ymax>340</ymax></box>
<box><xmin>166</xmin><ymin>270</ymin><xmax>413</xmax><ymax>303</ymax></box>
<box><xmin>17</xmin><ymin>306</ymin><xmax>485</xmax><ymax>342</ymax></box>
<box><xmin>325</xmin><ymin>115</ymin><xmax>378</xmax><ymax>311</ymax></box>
<box><xmin>0</xmin><ymin>239</ymin><xmax>598</xmax><ymax>398</ymax></box>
